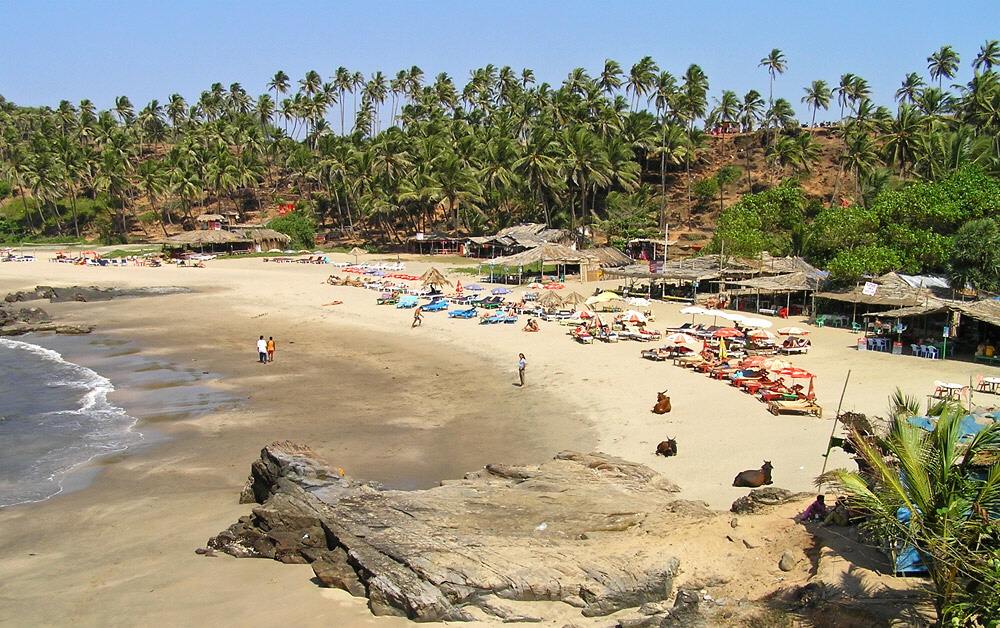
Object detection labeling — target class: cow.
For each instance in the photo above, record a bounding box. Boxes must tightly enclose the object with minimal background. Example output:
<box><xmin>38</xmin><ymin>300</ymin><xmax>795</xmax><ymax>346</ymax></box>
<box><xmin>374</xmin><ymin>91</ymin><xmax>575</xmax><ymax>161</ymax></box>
<box><xmin>655</xmin><ymin>438</ymin><xmax>678</xmax><ymax>457</ymax></box>
<box><xmin>732</xmin><ymin>461</ymin><xmax>773</xmax><ymax>487</ymax></box>
<box><xmin>651</xmin><ymin>390</ymin><xmax>672</xmax><ymax>414</ymax></box>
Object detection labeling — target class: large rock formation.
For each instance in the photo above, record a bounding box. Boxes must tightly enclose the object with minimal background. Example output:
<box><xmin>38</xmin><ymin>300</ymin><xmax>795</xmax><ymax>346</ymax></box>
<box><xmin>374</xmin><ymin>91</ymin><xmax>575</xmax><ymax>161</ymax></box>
<box><xmin>210</xmin><ymin>442</ymin><xmax>695</xmax><ymax>623</ymax></box>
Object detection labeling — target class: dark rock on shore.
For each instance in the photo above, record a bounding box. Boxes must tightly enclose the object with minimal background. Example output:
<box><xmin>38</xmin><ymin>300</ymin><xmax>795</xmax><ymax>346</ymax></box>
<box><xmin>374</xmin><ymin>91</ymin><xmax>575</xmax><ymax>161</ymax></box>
<box><xmin>4</xmin><ymin>285</ymin><xmax>192</xmax><ymax>304</ymax></box>
<box><xmin>210</xmin><ymin>442</ymin><xmax>695</xmax><ymax>623</ymax></box>
<box><xmin>730</xmin><ymin>487</ymin><xmax>811</xmax><ymax>515</ymax></box>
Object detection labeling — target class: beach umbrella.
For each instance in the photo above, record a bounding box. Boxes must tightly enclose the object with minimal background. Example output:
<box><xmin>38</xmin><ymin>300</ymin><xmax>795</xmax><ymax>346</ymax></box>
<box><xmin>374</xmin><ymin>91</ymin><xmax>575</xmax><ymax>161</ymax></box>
<box><xmin>776</xmin><ymin>366</ymin><xmax>813</xmax><ymax>379</ymax></box>
<box><xmin>740</xmin><ymin>317</ymin><xmax>773</xmax><ymax>329</ymax></box>
<box><xmin>562</xmin><ymin>292</ymin><xmax>588</xmax><ymax>307</ymax></box>
<box><xmin>717</xmin><ymin>311</ymin><xmax>747</xmax><ymax>323</ymax></box>
<box><xmin>491</xmin><ymin>287</ymin><xmax>512</xmax><ymax>295</ymax></box>
<box><xmin>712</xmin><ymin>327</ymin><xmax>743</xmax><ymax>338</ymax></box>
<box><xmin>626</xmin><ymin>297</ymin><xmax>651</xmax><ymax>307</ymax></box>
<box><xmin>596</xmin><ymin>291</ymin><xmax>620</xmax><ymax>300</ymax></box>
<box><xmin>742</xmin><ymin>355</ymin><xmax>768</xmax><ymax>367</ymax></box>
<box><xmin>571</xmin><ymin>310</ymin><xmax>595</xmax><ymax>319</ymax></box>
<box><xmin>620</xmin><ymin>310</ymin><xmax>647</xmax><ymax>323</ymax></box>
<box><xmin>420</xmin><ymin>267</ymin><xmax>452</xmax><ymax>288</ymax></box>
<box><xmin>663</xmin><ymin>332</ymin><xmax>700</xmax><ymax>345</ymax></box>
<box><xmin>748</xmin><ymin>329</ymin><xmax>779</xmax><ymax>342</ymax></box>
<box><xmin>537</xmin><ymin>291</ymin><xmax>563</xmax><ymax>307</ymax></box>
<box><xmin>527</xmin><ymin>281</ymin><xmax>544</xmax><ymax>289</ymax></box>
<box><xmin>348</xmin><ymin>246</ymin><xmax>367</xmax><ymax>264</ymax></box>
<box><xmin>466</xmin><ymin>284</ymin><xmax>484</xmax><ymax>291</ymax></box>
<box><xmin>544</xmin><ymin>283</ymin><xmax>564</xmax><ymax>290</ymax></box>
<box><xmin>762</xmin><ymin>357</ymin><xmax>791</xmax><ymax>371</ymax></box>
<box><xmin>719</xmin><ymin>337</ymin><xmax>728</xmax><ymax>359</ymax></box>
<box><xmin>456</xmin><ymin>280</ymin><xmax>463</xmax><ymax>293</ymax></box>
<box><xmin>777</xmin><ymin>326</ymin><xmax>809</xmax><ymax>336</ymax></box>
<box><xmin>679</xmin><ymin>306</ymin><xmax>711</xmax><ymax>315</ymax></box>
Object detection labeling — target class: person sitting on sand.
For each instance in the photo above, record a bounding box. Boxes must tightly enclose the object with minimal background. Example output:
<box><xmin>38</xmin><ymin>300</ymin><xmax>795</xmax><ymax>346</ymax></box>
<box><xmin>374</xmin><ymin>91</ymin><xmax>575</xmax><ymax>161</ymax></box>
<box><xmin>794</xmin><ymin>495</ymin><xmax>828</xmax><ymax>523</ymax></box>
<box><xmin>821</xmin><ymin>498</ymin><xmax>852</xmax><ymax>527</ymax></box>
<box><xmin>523</xmin><ymin>318</ymin><xmax>539</xmax><ymax>332</ymax></box>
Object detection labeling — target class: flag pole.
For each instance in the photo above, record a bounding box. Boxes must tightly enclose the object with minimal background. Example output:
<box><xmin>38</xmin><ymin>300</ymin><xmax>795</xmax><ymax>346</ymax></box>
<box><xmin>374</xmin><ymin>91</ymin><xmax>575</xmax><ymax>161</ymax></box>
<box><xmin>819</xmin><ymin>369</ymin><xmax>852</xmax><ymax>483</ymax></box>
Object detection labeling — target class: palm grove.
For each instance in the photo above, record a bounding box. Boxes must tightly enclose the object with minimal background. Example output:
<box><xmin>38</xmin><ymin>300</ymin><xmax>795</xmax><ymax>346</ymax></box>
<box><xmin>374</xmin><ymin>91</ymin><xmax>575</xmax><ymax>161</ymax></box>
<box><xmin>2</xmin><ymin>44</ymin><xmax>1000</xmax><ymax>286</ymax></box>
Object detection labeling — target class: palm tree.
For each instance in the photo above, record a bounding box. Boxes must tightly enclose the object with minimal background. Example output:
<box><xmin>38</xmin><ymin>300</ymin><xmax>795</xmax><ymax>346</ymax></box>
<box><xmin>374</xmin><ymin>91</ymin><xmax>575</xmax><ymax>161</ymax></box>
<box><xmin>827</xmin><ymin>405</ymin><xmax>1000</xmax><ymax>625</ymax></box>
<box><xmin>738</xmin><ymin>90</ymin><xmax>765</xmax><ymax>132</ymax></box>
<box><xmin>135</xmin><ymin>158</ymin><xmax>170</xmax><ymax>235</ymax></box>
<box><xmin>882</xmin><ymin>103</ymin><xmax>925</xmax><ymax>176</ymax></box>
<box><xmin>598</xmin><ymin>59</ymin><xmax>624</xmax><ymax>96</ymax></box>
<box><xmin>974</xmin><ymin>39</ymin><xmax>1000</xmax><ymax>71</ymax></box>
<box><xmin>758</xmin><ymin>48</ymin><xmax>787</xmax><ymax>108</ymax></box>
<box><xmin>801</xmin><ymin>79</ymin><xmax>832</xmax><ymax>128</ymax></box>
<box><xmin>895</xmin><ymin>72</ymin><xmax>926</xmax><ymax>104</ymax></box>
<box><xmin>626</xmin><ymin>56</ymin><xmax>658</xmax><ymax>111</ymax></box>
<box><xmin>927</xmin><ymin>45</ymin><xmax>961</xmax><ymax>88</ymax></box>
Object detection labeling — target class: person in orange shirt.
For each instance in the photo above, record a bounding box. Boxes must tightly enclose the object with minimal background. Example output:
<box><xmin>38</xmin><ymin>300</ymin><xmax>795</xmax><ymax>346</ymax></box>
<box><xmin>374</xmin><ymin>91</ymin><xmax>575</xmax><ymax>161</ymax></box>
<box><xmin>266</xmin><ymin>336</ymin><xmax>276</xmax><ymax>362</ymax></box>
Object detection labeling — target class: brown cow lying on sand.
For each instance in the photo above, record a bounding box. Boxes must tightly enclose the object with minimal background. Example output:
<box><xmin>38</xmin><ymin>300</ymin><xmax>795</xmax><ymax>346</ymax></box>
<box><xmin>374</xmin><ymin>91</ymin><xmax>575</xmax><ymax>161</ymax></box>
<box><xmin>655</xmin><ymin>438</ymin><xmax>677</xmax><ymax>457</ymax></box>
<box><xmin>651</xmin><ymin>391</ymin><xmax>672</xmax><ymax>414</ymax></box>
<box><xmin>733</xmin><ymin>461</ymin><xmax>773</xmax><ymax>487</ymax></box>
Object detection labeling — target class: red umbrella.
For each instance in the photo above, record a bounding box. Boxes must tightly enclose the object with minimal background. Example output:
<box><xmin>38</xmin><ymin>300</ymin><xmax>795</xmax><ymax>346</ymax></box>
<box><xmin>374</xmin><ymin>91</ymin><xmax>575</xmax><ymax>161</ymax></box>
<box><xmin>712</xmin><ymin>327</ymin><xmax>744</xmax><ymax>338</ymax></box>
<box><xmin>748</xmin><ymin>329</ymin><xmax>778</xmax><ymax>342</ymax></box>
<box><xmin>456</xmin><ymin>280</ymin><xmax>463</xmax><ymax>293</ymax></box>
<box><xmin>544</xmin><ymin>283</ymin><xmax>565</xmax><ymax>290</ymax></box>
<box><xmin>776</xmin><ymin>367</ymin><xmax>813</xmax><ymax>379</ymax></box>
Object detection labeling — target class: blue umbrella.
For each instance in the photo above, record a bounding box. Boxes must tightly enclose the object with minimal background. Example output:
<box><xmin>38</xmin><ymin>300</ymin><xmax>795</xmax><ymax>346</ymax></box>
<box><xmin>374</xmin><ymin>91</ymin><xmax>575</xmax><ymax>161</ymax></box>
<box><xmin>466</xmin><ymin>284</ymin><xmax>484</xmax><ymax>291</ymax></box>
<box><xmin>492</xmin><ymin>287</ymin><xmax>512</xmax><ymax>295</ymax></box>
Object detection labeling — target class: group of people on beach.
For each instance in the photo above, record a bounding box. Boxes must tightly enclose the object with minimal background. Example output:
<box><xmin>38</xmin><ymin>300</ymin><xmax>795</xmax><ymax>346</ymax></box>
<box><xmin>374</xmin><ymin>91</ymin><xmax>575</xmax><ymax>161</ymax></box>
<box><xmin>256</xmin><ymin>335</ymin><xmax>276</xmax><ymax>363</ymax></box>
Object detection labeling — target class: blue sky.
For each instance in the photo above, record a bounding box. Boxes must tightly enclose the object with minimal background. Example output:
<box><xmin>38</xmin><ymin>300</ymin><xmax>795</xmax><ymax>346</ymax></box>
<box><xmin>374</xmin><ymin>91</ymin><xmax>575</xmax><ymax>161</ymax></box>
<box><xmin>3</xmin><ymin>1</ymin><xmax>999</xmax><ymax>121</ymax></box>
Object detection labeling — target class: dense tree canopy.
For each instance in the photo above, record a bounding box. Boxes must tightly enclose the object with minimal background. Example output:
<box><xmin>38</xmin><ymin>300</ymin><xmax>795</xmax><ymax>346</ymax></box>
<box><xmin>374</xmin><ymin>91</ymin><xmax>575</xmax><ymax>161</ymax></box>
<box><xmin>2</xmin><ymin>43</ymin><xmax>1000</xmax><ymax>288</ymax></box>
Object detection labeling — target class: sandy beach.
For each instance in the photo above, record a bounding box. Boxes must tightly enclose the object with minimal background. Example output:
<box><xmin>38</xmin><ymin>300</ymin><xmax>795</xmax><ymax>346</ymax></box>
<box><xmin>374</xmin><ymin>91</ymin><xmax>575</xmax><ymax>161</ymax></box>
<box><xmin>0</xmin><ymin>251</ymin><xmax>985</xmax><ymax>626</ymax></box>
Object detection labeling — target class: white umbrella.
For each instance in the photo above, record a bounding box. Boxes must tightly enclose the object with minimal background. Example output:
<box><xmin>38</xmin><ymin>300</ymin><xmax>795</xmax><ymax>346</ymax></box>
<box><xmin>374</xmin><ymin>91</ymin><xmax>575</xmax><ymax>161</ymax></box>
<box><xmin>626</xmin><ymin>297</ymin><xmax>651</xmax><ymax>307</ymax></box>
<box><xmin>778</xmin><ymin>326</ymin><xmax>809</xmax><ymax>336</ymax></box>
<box><xmin>663</xmin><ymin>332</ymin><xmax>700</xmax><ymax>345</ymax></box>
<box><xmin>620</xmin><ymin>310</ymin><xmax>648</xmax><ymax>323</ymax></box>
<box><xmin>717</xmin><ymin>311</ymin><xmax>747</xmax><ymax>323</ymax></box>
<box><xmin>740</xmin><ymin>317</ymin><xmax>773</xmax><ymax>329</ymax></box>
<box><xmin>679</xmin><ymin>306</ymin><xmax>711</xmax><ymax>315</ymax></box>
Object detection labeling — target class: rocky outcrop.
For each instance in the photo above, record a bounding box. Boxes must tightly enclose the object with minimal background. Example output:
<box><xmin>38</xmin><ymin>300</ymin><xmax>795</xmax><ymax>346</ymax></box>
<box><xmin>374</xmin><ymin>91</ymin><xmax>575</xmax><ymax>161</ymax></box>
<box><xmin>730</xmin><ymin>487</ymin><xmax>812</xmax><ymax>515</ymax></box>
<box><xmin>210</xmin><ymin>442</ymin><xmax>694</xmax><ymax>623</ymax></box>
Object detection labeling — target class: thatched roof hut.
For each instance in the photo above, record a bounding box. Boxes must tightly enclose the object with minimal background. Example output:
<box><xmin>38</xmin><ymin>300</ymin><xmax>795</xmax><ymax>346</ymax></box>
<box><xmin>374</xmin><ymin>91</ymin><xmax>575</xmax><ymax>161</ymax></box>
<box><xmin>160</xmin><ymin>230</ymin><xmax>247</xmax><ymax>246</ymax></box>
<box><xmin>420</xmin><ymin>267</ymin><xmax>452</xmax><ymax>287</ymax></box>
<box><xmin>581</xmin><ymin>247</ymin><xmax>633</xmax><ymax>268</ymax></box>
<box><xmin>245</xmin><ymin>228</ymin><xmax>291</xmax><ymax>252</ymax></box>
<box><xmin>489</xmin><ymin>243</ymin><xmax>586</xmax><ymax>266</ymax></box>
<box><xmin>814</xmin><ymin>272</ymin><xmax>949</xmax><ymax>307</ymax></box>
<box><xmin>562</xmin><ymin>292</ymin><xmax>588</xmax><ymax>307</ymax></box>
<box><xmin>537</xmin><ymin>290</ymin><xmax>563</xmax><ymax>308</ymax></box>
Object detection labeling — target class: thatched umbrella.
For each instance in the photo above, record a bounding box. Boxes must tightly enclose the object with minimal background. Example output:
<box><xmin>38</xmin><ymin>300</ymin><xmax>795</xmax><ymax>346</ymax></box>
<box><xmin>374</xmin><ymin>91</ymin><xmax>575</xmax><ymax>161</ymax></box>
<box><xmin>537</xmin><ymin>290</ymin><xmax>563</xmax><ymax>308</ymax></box>
<box><xmin>562</xmin><ymin>291</ymin><xmax>588</xmax><ymax>308</ymax></box>
<box><xmin>420</xmin><ymin>267</ymin><xmax>452</xmax><ymax>288</ymax></box>
<box><xmin>348</xmin><ymin>246</ymin><xmax>367</xmax><ymax>264</ymax></box>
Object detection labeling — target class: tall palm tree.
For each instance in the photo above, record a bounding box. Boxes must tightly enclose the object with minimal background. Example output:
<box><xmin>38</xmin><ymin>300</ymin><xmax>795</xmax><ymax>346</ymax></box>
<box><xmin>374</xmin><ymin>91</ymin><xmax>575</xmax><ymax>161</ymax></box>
<box><xmin>758</xmin><ymin>48</ymin><xmax>787</xmax><ymax>108</ymax></box>
<box><xmin>973</xmin><ymin>39</ymin><xmax>1000</xmax><ymax>72</ymax></box>
<box><xmin>801</xmin><ymin>79</ymin><xmax>832</xmax><ymax>128</ymax></box>
<box><xmin>927</xmin><ymin>45</ymin><xmax>961</xmax><ymax>88</ymax></box>
<box><xmin>598</xmin><ymin>59</ymin><xmax>624</xmax><ymax>96</ymax></box>
<box><xmin>626</xmin><ymin>56</ymin><xmax>658</xmax><ymax>111</ymax></box>
<box><xmin>895</xmin><ymin>72</ymin><xmax>926</xmax><ymax>104</ymax></box>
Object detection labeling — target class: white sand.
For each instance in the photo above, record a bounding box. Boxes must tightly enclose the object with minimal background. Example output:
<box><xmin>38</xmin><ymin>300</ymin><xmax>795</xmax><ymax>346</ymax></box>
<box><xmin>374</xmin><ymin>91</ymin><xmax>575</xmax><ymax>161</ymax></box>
<box><xmin>0</xmin><ymin>251</ymin><xmax>981</xmax><ymax>626</ymax></box>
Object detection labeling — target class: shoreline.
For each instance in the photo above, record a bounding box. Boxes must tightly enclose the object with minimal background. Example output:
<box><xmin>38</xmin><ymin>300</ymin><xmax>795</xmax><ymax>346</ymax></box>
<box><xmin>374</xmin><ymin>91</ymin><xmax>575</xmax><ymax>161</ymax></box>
<box><xmin>0</xmin><ymin>252</ymin><xmax>989</xmax><ymax>626</ymax></box>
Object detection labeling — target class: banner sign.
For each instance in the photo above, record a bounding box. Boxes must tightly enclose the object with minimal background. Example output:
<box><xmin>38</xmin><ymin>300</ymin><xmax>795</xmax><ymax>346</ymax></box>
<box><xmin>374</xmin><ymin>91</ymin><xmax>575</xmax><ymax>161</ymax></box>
<box><xmin>862</xmin><ymin>281</ymin><xmax>879</xmax><ymax>296</ymax></box>
<box><xmin>277</xmin><ymin>204</ymin><xmax>295</xmax><ymax>216</ymax></box>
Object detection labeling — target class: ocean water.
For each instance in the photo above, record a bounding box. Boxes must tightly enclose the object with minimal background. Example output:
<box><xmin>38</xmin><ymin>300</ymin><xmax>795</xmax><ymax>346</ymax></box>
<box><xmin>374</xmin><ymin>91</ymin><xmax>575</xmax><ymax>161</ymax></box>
<box><xmin>0</xmin><ymin>338</ymin><xmax>140</xmax><ymax>507</ymax></box>
<box><xmin>0</xmin><ymin>335</ymin><xmax>235</xmax><ymax>508</ymax></box>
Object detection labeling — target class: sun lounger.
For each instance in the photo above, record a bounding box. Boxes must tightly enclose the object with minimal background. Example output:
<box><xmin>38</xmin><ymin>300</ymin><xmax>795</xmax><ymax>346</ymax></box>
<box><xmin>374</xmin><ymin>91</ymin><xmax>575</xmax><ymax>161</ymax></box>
<box><xmin>503</xmin><ymin>314</ymin><xmax>519</xmax><ymax>324</ymax></box>
<box><xmin>779</xmin><ymin>345</ymin><xmax>810</xmax><ymax>355</ymax></box>
<box><xmin>376</xmin><ymin>294</ymin><xmax>398</xmax><ymax>305</ymax></box>
<box><xmin>448</xmin><ymin>307</ymin><xmax>478</xmax><ymax>319</ymax></box>
<box><xmin>422</xmin><ymin>299</ymin><xmax>449</xmax><ymax>312</ymax></box>
<box><xmin>768</xmin><ymin>399</ymin><xmax>822</xmax><ymax>418</ymax></box>
<box><xmin>641</xmin><ymin>348</ymin><xmax>670</xmax><ymax>361</ymax></box>
<box><xmin>396</xmin><ymin>296</ymin><xmax>419</xmax><ymax>308</ymax></box>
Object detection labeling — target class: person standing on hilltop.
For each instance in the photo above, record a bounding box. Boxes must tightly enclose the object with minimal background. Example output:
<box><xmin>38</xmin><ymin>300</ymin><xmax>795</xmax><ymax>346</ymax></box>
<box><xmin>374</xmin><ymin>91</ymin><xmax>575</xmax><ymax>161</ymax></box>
<box><xmin>256</xmin><ymin>335</ymin><xmax>268</xmax><ymax>364</ymax></box>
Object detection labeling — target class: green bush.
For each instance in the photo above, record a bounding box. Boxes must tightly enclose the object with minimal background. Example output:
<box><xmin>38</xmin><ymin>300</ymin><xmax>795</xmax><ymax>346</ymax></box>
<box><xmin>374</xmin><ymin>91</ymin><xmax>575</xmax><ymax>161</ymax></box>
<box><xmin>267</xmin><ymin>211</ymin><xmax>316</xmax><ymax>249</ymax></box>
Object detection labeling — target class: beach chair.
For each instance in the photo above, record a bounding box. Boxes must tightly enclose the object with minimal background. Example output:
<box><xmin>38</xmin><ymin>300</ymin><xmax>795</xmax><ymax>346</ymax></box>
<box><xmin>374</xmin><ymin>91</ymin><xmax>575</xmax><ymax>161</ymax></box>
<box><xmin>641</xmin><ymin>348</ymin><xmax>670</xmax><ymax>361</ymax></box>
<box><xmin>448</xmin><ymin>307</ymin><xmax>478</xmax><ymax>319</ymax></box>
<box><xmin>768</xmin><ymin>399</ymin><xmax>823</xmax><ymax>418</ymax></box>
<box><xmin>396</xmin><ymin>296</ymin><xmax>419</xmax><ymax>309</ymax></box>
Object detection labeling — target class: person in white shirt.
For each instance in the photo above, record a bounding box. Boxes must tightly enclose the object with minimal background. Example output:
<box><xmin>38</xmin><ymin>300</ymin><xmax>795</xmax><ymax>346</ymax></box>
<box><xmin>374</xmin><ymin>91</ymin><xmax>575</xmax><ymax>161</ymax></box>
<box><xmin>257</xmin><ymin>335</ymin><xmax>268</xmax><ymax>363</ymax></box>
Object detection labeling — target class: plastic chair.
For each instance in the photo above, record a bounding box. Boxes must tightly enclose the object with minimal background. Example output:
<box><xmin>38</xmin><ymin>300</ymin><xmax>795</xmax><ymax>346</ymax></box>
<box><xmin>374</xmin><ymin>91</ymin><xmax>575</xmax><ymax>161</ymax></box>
<box><xmin>926</xmin><ymin>346</ymin><xmax>939</xmax><ymax>359</ymax></box>
<box><xmin>851</xmin><ymin>322</ymin><xmax>863</xmax><ymax>333</ymax></box>
<box><xmin>911</xmin><ymin>344</ymin><xmax>921</xmax><ymax>356</ymax></box>
<box><xmin>815</xmin><ymin>315</ymin><xmax>826</xmax><ymax>328</ymax></box>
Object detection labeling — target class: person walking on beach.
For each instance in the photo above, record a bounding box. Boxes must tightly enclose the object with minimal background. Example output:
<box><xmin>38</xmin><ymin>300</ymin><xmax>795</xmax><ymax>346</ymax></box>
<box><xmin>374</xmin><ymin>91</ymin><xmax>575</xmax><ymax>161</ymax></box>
<box><xmin>266</xmin><ymin>336</ymin><xmax>275</xmax><ymax>362</ymax></box>
<box><xmin>412</xmin><ymin>306</ymin><xmax>423</xmax><ymax>328</ymax></box>
<box><xmin>518</xmin><ymin>353</ymin><xmax>527</xmax><ymax>387</ymax></box>
<box><xmin>256</xmin><ymin>335</ymin><xmax>268</xmax><ymax>364</ymax></box>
